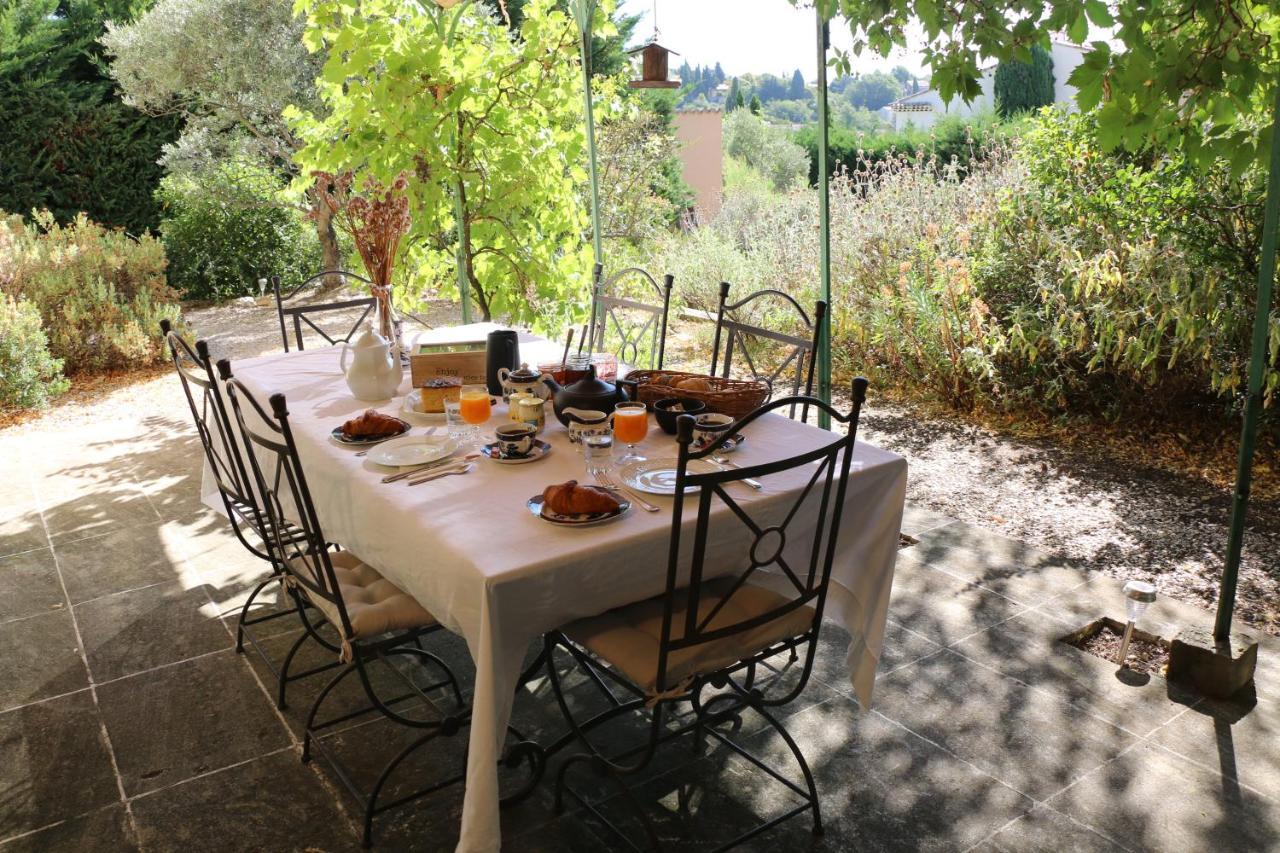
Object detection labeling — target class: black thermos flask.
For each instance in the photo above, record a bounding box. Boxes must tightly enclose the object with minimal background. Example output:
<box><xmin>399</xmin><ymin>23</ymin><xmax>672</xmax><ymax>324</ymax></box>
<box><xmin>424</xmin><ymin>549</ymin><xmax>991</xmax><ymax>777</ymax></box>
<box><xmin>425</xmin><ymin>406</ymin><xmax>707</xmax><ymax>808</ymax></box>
<box><xmin>485</xmin><ymin>330</ymin><xmax>519</xmax><ymax>397</ymax></box>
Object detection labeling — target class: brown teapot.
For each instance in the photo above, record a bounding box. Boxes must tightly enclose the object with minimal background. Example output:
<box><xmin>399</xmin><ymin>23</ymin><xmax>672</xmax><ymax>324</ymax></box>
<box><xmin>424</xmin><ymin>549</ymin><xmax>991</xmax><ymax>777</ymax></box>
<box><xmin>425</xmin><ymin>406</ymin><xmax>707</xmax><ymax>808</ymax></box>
<box><xmin>542</xmin><ymin>364</ymin><xmax>632</xmax><ymax>426</ymax></box>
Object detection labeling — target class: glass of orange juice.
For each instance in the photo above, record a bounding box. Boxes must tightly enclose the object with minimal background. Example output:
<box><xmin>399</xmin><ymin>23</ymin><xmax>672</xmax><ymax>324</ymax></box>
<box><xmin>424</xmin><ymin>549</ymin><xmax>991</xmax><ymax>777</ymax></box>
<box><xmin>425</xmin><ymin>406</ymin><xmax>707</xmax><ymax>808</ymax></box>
<box><xmin>612</xmin><ymin>402</ymin><xmax>649</xmax><ymax>463</ymax></box>
<box><xmin>458</xmin><ymin>385</ymin><xmax>492</xmax><ymax>443</ymax></box>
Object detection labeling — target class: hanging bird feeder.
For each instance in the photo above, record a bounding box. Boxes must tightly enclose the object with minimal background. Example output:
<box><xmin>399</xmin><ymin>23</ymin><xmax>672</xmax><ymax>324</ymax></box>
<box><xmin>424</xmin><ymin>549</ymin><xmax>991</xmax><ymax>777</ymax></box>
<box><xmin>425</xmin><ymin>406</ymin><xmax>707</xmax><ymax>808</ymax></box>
<box><xmin>627</xmin><ymin>1</ymin><xmax>679</xmax><ymax>89</ymax></box>
<box><xmin>627</xmin><ymin>39</ymin><xmax>680</xmax><ymax>89</ymax></box>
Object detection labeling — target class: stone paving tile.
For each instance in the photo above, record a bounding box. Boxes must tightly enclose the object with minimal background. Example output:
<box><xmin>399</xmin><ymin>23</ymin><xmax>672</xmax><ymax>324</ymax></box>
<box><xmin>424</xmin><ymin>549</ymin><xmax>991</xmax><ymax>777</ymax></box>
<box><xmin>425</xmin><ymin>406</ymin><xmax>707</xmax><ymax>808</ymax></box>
<box><xmin>130</xmin><ymin>750</ymin><xmax>359</xmax><ymax>852</ymax></box>
<box><xmin>0</xmin><ymin>692</ymin><xmax>119</xmax><ymax>840</ymax></box>
<box><xmin>96</xmin><ymin>650</ymin><xmax>291</xmax><ymax>796</ymax></box>
<box><xmin>887</xmin><ymin>558</ymin><xmax>1027</xmax><ymax>646</ymax></box>
<box><xmin>719</xmin><ymin>699</ymin><xmax>1035</xmax><ymax>852</ymax></box>
<box><xmin>52</xmin><ymin>523</ymin><xmax>189</xmax><ymax>604</ymax></box>
<box><xmin>901</xmin><ymin>521</ymin><xmax>1089</xmax><ymax>608</ymax></box>
<box><xmin>0</xmin><ymin>509</ymin><xmax>48</xmax><ymax>559</ymax></box>
<box><xmin>1047</xmin><ymin>741</ymin><xmax>1280</xmax><ymax>853</ymax></box>
<box><xmin>1039</xmin><ymin>573</ymin><xmax>1219</xmax><ymax>643</ymax></box>
<box><xmin>75</xmin><ymin>581</ymin><xmax>233</xmax><ymax>683</ymax></box>
<box><xmin>872</xmin><ymin>650</ymin><xmax>1137</xmax><ymax>801</ymax></box>
<box><xmin>1149</xmin><ymin>691</ymin><xmax>1280</xmax><ymax>804</ymax></box>
<box><xmin>976</xmin><ymin>804</ymin><xmax>1128</xmax><ymax>852</ymax></box>
<box><xmin>39</xmin><ymin>492</ymin><xmax>158</xmax><ymax>543</ymax></box>
<box><xmin>0</xmin><ymin>609</ymin><xmax>89</xmax><ymax>711</ymax></box>
<box><xmin>952</xmin><ymin>613</ymin><xmax>1196</xmax><ymax>738</ymax></box>
<box><xmin>0</xmin><ymin>549</ymin><xmax>65</xmax><ymax>623</ymax></box>
<box><xmin>0</xmin><ymin>805</ymin><xmax>137</xmax><ymax>853</ymax></box>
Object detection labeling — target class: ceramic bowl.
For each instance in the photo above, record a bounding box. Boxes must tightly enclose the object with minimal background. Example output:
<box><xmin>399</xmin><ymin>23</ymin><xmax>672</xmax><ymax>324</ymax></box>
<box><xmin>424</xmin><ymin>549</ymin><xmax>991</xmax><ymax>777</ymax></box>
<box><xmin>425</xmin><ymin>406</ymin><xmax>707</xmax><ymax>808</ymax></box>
<box><xmin>653</xmin><ymin>397</ymin><xmax>708</xmax><ymax>435</ymax></box>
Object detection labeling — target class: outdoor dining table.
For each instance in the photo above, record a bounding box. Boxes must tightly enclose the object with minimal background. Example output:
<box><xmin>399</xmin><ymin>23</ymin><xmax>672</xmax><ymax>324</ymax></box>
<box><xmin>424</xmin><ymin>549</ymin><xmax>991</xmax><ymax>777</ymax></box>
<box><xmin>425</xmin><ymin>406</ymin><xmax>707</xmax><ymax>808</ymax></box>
<box><xmin>203</xmin><ymin>323</ymin><xmax>907</xmax><ymax>853</ymax></box>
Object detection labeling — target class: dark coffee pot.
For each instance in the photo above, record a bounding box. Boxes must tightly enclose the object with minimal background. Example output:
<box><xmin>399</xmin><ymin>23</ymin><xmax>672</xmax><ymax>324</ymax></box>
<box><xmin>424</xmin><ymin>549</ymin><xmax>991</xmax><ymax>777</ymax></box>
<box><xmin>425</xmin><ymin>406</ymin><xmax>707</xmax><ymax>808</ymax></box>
<box><xmin>484</xmin><ymin>330</ymin><xmax>519</xmax><ymax>397</ymax></box>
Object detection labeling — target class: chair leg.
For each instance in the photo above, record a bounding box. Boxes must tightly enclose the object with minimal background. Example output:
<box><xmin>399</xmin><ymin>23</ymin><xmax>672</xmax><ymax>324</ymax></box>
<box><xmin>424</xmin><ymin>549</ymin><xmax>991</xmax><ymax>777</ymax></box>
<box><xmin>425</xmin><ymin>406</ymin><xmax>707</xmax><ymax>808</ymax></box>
<box><xmin>276</xmin><ymin>629</ymin><xmax>311</xmax><ymax>710</ymax></box>
<box><xmin>234</xmin><ymin>575</ymin><xmax>278</xmax><ymax>653</ymax></box>
<box><xmin>752</xmin><ymin>700</ymin><xmax>823</xmax><ymax>837</ymax></box>
<box><xmin>302</xmin><ymin>662</ymin><xmax>358</xmax><ymax>762</ymax></box>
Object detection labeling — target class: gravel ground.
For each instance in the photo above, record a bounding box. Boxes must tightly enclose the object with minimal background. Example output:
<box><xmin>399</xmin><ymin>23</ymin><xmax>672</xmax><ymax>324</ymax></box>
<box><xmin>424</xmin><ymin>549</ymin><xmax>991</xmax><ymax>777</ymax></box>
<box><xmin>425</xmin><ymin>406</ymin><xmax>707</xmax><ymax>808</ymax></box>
<box><xmin>857</xmin><ymin>405</ymin><xmax>1279</xmax><ymax>636</ymax></box>
<box><xmin>5</xmin><ymin>296</ymin><xmax>1276</xmax><ymax>636</ymax></box>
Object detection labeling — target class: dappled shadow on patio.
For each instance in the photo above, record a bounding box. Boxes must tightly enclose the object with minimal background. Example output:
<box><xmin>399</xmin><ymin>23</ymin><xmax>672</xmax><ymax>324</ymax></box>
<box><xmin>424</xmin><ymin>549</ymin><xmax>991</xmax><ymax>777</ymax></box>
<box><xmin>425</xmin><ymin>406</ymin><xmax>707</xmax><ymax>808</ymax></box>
<box><xmin>0</xmin><ymin>413</ymin><xmax>1276</xmax><ymax>851</ymax></box>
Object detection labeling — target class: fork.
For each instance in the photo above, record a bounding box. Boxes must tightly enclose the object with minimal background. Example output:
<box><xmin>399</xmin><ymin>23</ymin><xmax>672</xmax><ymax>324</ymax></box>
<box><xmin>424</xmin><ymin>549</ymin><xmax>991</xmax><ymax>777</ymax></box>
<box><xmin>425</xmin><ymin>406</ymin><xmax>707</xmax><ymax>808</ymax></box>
<box><xmin>408</xmin><ymin>462</ymin><xmax>473</xmax><ymax>486</ymax></box>
<box><xmin>596</xmin><ymin>471</ymin><xmax>660</xmax><ymax>513</ymax></box>
<box><xmin>711</xmin><ymin>455</ymin><xmax>763</xmax><ymax>490</ymax></box>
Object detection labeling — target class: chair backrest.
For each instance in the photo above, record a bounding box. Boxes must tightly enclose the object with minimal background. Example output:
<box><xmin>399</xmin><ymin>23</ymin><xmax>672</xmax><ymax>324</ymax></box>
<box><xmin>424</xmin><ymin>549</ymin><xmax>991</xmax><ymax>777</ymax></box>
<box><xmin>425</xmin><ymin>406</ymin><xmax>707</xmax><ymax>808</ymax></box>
<box><xmin>587</xmin><ymin>262</ymin><xmax>674</xmax><ymax>371</ymax></box>
<box><xmin>159</xmin><ymin>320</ymin><xmax>270</xmax><ymax>557</ymax></box>
<box><xmin>709</xmin><ymin>281</ymin><xmax>826</xmax><ymax>422</ymax></box>
<box><xmin>219</xmin><ymin>366</ymin><xmax>356</xmax><ymax>640</ymax></box>
<box><xmin>273</xmin><ymin>270</ymin><xmax>377</xmax><ymax>352</ymax></box>
<box><xmin>654</xmin><ymin>378</ymin><xmax>869</xmax><ymax>700</ymax></box>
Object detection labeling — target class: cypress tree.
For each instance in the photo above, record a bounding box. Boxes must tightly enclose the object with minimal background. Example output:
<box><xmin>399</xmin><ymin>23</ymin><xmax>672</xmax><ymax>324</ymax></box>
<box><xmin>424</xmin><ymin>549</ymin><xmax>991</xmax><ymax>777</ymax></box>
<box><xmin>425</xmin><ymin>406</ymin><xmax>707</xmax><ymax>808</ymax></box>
<box><xmin>994</xmin><ymin>45</ymin><xmax>1055</xmax><ymax>117</ymax></box>
<box><xmin>748</xmin><ymin>94</ymin><xmax>762</xmax><ymax>115</ymax></box>
<box><xmin>788</xmin><ymin>68</ymin><xmax>806</xmax><ymax>99</ymax></box>
<box><xmin>725</xmin><ymin>77</ymin><xmax>740</xmax><ymax>111</ymax></box>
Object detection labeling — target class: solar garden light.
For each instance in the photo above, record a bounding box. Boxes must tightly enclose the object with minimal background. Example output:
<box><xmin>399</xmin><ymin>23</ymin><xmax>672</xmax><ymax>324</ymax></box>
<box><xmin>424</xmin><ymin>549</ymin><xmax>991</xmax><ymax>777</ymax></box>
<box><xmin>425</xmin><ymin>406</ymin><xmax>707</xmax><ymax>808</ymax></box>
<box><xmin>1116</xmin><ymin>580</ymin><xmax>1157</xmax><ymax>668</ymax></box>
<box><xmin>258</xmin><ymin>277</ymin><xmax>268</xmax><ymax>299</ymax></box>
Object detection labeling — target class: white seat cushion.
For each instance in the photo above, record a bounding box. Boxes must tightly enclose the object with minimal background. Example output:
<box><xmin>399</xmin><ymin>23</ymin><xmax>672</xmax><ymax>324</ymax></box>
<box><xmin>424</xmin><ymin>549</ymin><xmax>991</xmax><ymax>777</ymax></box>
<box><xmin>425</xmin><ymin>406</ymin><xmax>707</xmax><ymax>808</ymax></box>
<box><xmin>290</xmin><ymin>550</ymin><xmax>437</xmax><ymax>640</ymax></box>
<box><xmin>562</xmin><ymin>577</ymin><xmax>814</xmax><ymax>695</ymax></box>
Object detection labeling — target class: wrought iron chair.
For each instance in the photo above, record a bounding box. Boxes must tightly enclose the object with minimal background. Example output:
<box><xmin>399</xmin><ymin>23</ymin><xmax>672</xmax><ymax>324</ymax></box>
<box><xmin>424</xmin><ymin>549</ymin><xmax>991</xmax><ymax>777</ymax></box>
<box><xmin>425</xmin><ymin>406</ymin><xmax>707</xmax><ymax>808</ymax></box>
<box><xmin>709</xmin><ymin>281</ymin><xmax>826</xmax><ymax>422</ymax></box>
<box><xmin>219</xmin><ymin>374</ymin><xmax>540</xmax><ymax>846</ymax></box>
<box><xmin>542</xmin><ymin>377</ymin><xmax>869</xmax><ymax>851</ymax></box>
<box><xmin>159</xmin><ymin>321</ymin><xmax>338</xmax><ymax>709</ymax></box>
<box><xmin>587</xmin><ymin>262</ymin><xmax>675</xmax><ymax>371</ymax></box>
<box><xmin>273</xmin><ymin>270</ymin><xmax>377</xmax><ymax>352</ymax></box>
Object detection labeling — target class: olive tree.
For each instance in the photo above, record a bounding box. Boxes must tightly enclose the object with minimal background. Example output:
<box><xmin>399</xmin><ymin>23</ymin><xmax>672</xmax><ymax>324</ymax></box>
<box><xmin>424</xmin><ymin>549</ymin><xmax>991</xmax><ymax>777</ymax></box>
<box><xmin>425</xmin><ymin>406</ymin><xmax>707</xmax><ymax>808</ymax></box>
<box><xmin>101</xmin><ymin>0</ymin><xmax>344</xmax><ymax>270</ymax></box>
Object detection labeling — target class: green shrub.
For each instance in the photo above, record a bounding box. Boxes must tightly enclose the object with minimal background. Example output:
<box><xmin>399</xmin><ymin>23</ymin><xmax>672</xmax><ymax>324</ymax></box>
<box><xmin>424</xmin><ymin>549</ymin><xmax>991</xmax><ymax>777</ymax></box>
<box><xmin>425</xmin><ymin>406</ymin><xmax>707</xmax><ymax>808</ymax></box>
<box><xmin>157</xmin><ymin>168</ymin><xmax>325</xmax><ymax>301</ymax></box>
<box><xmin>1</xmin><ymin>210</ymin><xmax>181</xmax><ymax>374</ymax></box>
<box><xmin>724</xmin><ymin>111</ymin><xmax>809</xmax><ymax>192</ymax></box>
<box><xmin>794</xmin><ymin>111</ymin><xmax>1019</xmax><ymax>186</ymax></box>
<box><xmin>0</xmin><ymin>294</ymin><xmax>68</xmax><ymax>412</ymax></box>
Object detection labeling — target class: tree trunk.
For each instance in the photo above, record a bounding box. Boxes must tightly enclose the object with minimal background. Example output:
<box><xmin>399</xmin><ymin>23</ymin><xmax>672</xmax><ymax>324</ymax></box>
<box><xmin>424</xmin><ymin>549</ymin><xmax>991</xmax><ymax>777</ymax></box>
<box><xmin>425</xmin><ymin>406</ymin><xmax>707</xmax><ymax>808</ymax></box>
<box><xmin>308</xmin><ymin>189</ymin><xmax>343</xmax><ymax>290</ymax></box>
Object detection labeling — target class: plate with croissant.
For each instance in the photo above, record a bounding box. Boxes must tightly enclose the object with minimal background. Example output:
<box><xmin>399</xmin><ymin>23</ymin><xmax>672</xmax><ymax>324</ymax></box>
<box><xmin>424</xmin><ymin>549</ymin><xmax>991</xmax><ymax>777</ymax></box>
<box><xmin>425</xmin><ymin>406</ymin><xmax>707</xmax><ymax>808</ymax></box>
<box><xmin>332</xmin><ymin>410</ymin><xmax>411</xmax><ymax>445</ymax></box>
<box><xmin>528</xmin><ymin>480</ymin><xmax>631</xmax><ymax>526</ymax></box>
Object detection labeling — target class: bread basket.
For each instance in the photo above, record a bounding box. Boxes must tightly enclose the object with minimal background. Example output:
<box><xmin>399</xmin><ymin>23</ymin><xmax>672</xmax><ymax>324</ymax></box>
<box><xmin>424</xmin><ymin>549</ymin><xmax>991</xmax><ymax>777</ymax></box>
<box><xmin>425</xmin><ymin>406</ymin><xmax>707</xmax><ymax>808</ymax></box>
<box><xmin>625</xmin><ymin>370</ymin><xmax>770</xmax><ymax>419</ymax></box>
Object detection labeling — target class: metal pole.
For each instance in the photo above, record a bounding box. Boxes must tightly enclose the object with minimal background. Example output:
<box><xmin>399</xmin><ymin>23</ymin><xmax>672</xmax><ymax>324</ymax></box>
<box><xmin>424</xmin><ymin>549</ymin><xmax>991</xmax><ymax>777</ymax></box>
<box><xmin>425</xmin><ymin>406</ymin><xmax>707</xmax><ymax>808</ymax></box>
<box><xmin>814</xmin><ymin>12</ymin><xmax>832</xmax><ymax>429</ymax></box>
<box><xmin>575</xmin><ymin>1</ymin><xmax>604</xmax><ymax>268</ymax></box>
<box><xmin>1216</xmin><ymin>81</ymin><xmax>1280</xmax><ymax>641</ymax></box>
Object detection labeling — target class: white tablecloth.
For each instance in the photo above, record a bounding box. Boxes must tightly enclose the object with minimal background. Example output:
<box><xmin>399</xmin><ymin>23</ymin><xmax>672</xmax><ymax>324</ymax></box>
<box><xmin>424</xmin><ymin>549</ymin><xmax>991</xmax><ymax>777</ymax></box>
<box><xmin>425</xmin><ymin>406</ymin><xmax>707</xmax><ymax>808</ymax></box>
<box><xmin>203</xmin><ymin>324</ymin><xmax>906</xmax><ymax>853</ymax></box>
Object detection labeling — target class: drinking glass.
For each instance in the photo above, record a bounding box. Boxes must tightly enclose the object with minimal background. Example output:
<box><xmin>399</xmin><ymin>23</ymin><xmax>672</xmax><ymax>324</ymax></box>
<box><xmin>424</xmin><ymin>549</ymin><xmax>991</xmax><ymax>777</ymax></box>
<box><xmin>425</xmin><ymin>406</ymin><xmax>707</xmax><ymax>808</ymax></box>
<box><xmin>612</xmin><ymin>402</ymin><xmax>648</xmax><ymax>464</ymax></box>
<box><xmin>583</xmin><ymin>431</ymin><xmax>614</xmax><ymax>476</ymax></box>
<box><xmin>458</xmin><ymin>385</ymin><xmax>491</xmax><ymax>445</ymax></box>
<box><xmin>443</xmin><ymin>399</ymin><xmax>467</xmax><ymax>440</ymax></box>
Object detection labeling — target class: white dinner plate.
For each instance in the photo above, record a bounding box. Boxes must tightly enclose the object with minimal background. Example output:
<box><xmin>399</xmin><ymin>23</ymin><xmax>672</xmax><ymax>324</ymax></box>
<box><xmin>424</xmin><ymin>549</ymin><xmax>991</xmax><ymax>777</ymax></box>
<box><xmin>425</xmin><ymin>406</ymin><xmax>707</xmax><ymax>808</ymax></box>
<box><xmin>400</xmin><ymin>390</ymin><xmax>449</xmax><ymax>424</ymax></box>
<box><xmin>367</xmin><ymin>435</ymin><xmax>461</xmax><ymax>467</ymax></box>
<box><xmin>619</xmin><ymin>457</ymin><xmax>720</xmax><ymax>495</ymax></box>
<box><xmin>527</xmin><ymin>494</ymin><xmax>631</xmax><ymax>526</ymax></box>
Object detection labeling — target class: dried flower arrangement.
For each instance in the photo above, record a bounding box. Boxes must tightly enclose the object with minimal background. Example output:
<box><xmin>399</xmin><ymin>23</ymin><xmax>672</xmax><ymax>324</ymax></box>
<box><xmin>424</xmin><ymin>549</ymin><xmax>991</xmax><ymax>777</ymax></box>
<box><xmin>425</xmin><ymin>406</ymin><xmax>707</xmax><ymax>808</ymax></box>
<box><xmin>311</xmin><ymin>171</ymin><xmax>412</xmax><ymax>342</ymax></box>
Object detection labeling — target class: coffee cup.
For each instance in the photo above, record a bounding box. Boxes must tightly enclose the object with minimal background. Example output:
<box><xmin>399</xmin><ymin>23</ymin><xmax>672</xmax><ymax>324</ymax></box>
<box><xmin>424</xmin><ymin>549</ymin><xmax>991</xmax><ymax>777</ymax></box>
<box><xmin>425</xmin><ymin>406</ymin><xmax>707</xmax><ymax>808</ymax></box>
<box><xmin>693</xmin><ymin>413</ymin><xmax>735</xmax><ymax>449</ymax></box>
<box><xmin>494</xmin><ymin>422</ymin><xmax>537</xmax><ymax>458</ymax></box>
<box><xmin>563</xmin><ymin>408</ymin><xmax>612</xmax><ymax>444</ymax></box>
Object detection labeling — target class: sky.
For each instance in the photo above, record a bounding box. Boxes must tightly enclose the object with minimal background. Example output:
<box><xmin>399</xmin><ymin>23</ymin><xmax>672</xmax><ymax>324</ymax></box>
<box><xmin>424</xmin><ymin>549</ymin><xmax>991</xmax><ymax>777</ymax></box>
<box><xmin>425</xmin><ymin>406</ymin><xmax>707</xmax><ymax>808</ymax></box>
<box><xmin>616</xmin><ymin>0</ymin><xmax>929</xmax><ymax>81</ymax></box>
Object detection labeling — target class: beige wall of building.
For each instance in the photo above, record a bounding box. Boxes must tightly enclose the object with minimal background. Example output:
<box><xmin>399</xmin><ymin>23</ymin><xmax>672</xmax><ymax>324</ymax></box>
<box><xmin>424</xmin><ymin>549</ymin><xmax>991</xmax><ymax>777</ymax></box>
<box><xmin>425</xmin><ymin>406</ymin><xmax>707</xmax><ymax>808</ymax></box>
<box><xmin>673</xmin><ymin>109</ymin><xmax>723</xmax><ymax>223</ymax></box>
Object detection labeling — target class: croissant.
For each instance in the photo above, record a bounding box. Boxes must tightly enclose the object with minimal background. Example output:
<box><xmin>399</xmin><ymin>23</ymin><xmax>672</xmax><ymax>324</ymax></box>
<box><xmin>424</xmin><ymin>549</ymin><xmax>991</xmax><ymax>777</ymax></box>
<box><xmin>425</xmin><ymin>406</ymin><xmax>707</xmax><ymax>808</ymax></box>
<box><xmin>342</xmin><ymin>409</ymin><xmax>402</xmax><ymax>437</ymax></box>
<box><xmin>543</xmin><ymin>480</ymin><xmax>621</xmax><ymax>515</ymax></box>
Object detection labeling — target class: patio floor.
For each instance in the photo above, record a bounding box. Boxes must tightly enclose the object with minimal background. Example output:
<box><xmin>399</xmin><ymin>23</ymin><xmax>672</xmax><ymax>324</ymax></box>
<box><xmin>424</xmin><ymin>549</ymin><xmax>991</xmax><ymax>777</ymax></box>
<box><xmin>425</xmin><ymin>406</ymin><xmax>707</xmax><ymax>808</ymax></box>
<box><xmin>0</xmin><ymin>400</ymin><xmax>1277</xmax><ymax>852</ymax></box>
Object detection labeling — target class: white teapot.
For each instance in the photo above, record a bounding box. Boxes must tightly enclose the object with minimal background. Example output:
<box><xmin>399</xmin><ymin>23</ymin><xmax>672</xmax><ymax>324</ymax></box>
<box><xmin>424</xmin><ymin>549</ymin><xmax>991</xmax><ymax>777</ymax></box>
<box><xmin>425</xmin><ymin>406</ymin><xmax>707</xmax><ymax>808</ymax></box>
<box><xmin>339</xmin><ymin>325</ymin><xmax>403</xmax><ymax>401</ymax></box>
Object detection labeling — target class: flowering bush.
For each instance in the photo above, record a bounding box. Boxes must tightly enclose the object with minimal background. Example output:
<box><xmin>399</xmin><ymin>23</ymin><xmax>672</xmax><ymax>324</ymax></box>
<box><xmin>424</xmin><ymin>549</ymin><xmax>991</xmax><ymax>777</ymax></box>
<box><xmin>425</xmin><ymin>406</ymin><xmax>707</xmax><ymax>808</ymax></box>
<box><xmin>0</xmin><ymin>211</ymin><xmax>181</xmax><ymax>374</ymax></box>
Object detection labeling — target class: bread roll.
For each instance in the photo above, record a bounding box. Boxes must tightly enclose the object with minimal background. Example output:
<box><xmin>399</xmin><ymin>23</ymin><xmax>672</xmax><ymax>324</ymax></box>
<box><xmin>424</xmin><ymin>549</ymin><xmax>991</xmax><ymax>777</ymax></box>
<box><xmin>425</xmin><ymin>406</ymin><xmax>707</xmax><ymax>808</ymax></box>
<box><xmin>542</xmin><ymin>480</ymin><xmax>620</xmax><ymax>515</ymax></box>
<box><xmin>675</xmin><ymin>376</ymin><xmax>712</xmax><ymax>392</ymax></box>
